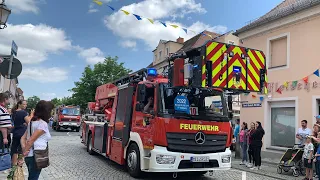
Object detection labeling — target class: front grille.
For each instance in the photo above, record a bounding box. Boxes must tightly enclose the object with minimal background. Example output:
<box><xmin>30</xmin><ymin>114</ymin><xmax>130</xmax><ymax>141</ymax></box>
<box><xmin>61</xmin><ymin>118</ymin><xmax>78</xmax><ymax>122</ymax></box>
<box><xmin>166</xmin><ymin>132</ymin><xmax>227</xmax><ymax>154</ymax></box>
<box><xmin>178</xmin><ymin>160</ymin><xmax>219</xmax><ymax>169</ymax></box>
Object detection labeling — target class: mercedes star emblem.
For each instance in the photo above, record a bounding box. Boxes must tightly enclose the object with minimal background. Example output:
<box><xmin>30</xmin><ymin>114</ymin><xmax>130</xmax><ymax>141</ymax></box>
<box><xmin>195</xmin><ymin>132</ymin><xmax>205</xmax><ymax>145</ymax></box>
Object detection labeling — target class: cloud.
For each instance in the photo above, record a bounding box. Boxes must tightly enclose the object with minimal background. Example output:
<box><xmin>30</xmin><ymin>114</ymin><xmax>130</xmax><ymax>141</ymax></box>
<box><xmin>119</xmin><ymin>40</ymin><xmax>137</xmax><ymax>50</ymax></box>
<box><xmin>20</xmin><ymin>67</ymin><xmax>68</xmax><ymax>83</ymax></box>
<box><xmin>103</xmin><ymin>0</ymin><xmax>226</xmax><ymax>49</ymax></box>
<box><xmin>5</xmin><ymin>0</ymin><xmax>44</xmax><ymax>14</ymax></box>
<box><xmin>78</xmin><ymin>47</ymin><xmax>105</xmax><ymax>64</ymax></box>
<box><xmin>70</xmin><ymin>65</ymin><xmax>76</xmax><ymax>68</ymax></box>
<box><xmin>0</xmin><ymin>24</ymin><xmax>72</xmax><ymax>64</ymax></box>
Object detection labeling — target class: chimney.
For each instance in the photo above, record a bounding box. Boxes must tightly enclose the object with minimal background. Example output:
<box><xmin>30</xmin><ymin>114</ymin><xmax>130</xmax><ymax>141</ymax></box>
<box><xmin>176</xmin><ymin>37</ymin><xmax>184</xmax><ymax>44</ymax></box>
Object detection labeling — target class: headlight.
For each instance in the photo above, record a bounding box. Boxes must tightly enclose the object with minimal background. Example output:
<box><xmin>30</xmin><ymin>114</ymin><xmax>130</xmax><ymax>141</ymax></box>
<box><xmin>221</xmin><ymin>155</ymin><xmax>231</xmax><ymax>163</ymax></box>
<box><xmin>156</xmin><ymin>155</ymin><xmax>176</xmax><ymax>164</ymax></box>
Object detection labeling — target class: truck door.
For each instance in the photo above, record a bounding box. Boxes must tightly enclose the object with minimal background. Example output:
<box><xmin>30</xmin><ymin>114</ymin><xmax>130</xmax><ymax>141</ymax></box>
<box><xmin>132</xmin><ymin>84</ymin><xmax>156</xmax><ymax>149</ymax></box>
<box><xmin>110</xmin><ymin>86</ymin><xmax>134</xmax><ymax>165</ymax></box>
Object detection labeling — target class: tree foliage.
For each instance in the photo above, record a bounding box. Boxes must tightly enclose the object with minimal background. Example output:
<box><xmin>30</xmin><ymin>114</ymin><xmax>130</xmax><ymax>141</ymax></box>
<box><xmin>26</xmin><ymin>96</ymin><xmax>40</xmax><ymax>109</ymax></box>
<box><xmin>65</xmin><ymin>56</ymin><xmax>132</xmax><ymax>111</ymax></box>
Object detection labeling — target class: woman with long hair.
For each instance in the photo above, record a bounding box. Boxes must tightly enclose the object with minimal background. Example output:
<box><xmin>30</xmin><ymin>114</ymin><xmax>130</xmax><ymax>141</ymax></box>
<box><xmin>21</xmin><ymin>100</ymin><xmax>54</xmax><ymax>180</ymax></box>
<box><xmin>247</xmin><ymin>122</ymin><xmax>256</xmax><ymax>168</ymax></box>
<box><xmin>239</xmin><ymin>122</ymin><xmax>248</xmax><ymax>165</ymax></box>
<box><xmin>250</xmin><ymin>121</ymin><xmax>265</xmax><ymax>170</ymax></box>
<box><xmin>10</xmin><ymin>100</ymin><xmax>34</xmax><ymax>166</ymax></box>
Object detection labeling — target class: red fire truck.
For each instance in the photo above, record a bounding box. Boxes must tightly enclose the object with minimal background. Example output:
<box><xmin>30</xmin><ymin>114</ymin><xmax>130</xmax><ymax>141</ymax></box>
<box><xmin>53</xmin><ymin>105</ymin><xmax>81</xmax><ymax>132</ymax></box>
<box><xmin>81</xmin><ymin>40</ymin><xmax>267</xmax><ymax>178</ymax></box>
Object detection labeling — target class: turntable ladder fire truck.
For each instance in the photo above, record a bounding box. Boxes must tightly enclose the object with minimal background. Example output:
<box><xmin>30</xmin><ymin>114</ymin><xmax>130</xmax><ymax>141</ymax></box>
<box><xmin>81</xmin><ymin>40</ymin><xmax>267</xmax><ymax>178</ymax></box>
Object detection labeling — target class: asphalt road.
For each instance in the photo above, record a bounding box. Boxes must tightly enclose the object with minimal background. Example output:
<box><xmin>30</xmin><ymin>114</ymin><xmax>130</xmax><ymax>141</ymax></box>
<box><xmin>36</xmin><ymin>128</ymin><xmax>280</xmax><ymax>180</ymax></box>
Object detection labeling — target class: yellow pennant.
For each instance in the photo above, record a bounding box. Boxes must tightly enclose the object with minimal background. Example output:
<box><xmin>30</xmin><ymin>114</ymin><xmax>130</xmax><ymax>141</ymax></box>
<box><xmin>93</xmin><ymin>0</ymin><xmax>103</xmax><ymax>6</ymax></box>
<box><xmin>207</xmin><ymin>34</ymin><xmax>213</xmax><ymax>38</ymax></box>
<box><xmin>147</xmin><ymin>18</ymin><xmax>154</xmax><ymax>24</ymax></box>
<box><xmin>170</xmin><ymin>24</ymin><xmax>178</xmax><ymax>28</ymax></box>
<box><xmin>121</xmin><ymin>10</ymin><xmax>130</xmax><ymax>15</ymax></box>
<box><xmin>283</xmin><ymin>81</ymin><xmax>288</xmax><ymax>88</ymax></box>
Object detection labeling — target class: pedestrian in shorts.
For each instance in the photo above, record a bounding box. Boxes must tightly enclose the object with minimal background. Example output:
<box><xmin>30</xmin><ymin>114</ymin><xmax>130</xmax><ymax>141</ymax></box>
<box><xmin>304</xmin><ymin>136</ymin><xmax>314</xmax><ymax>180</ymax></box>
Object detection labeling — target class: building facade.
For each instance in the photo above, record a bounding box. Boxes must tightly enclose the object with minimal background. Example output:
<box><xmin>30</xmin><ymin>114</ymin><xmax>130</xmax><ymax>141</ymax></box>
<box><xmin>235</xmin><ymin>0</ymin><xmax>320</xmax><ymax>151</ymax></box>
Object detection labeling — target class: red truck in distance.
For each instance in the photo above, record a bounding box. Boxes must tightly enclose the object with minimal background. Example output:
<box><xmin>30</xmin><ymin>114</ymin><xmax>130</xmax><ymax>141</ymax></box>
<box><xmin>52</xmin><ymin>105</ymin><xmax>81</xmax><ymax>132</ymax></box>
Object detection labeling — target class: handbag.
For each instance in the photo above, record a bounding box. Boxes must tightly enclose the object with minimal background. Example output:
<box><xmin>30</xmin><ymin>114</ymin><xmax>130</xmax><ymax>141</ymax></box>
<box><xmin>29</xmin><ymin>121</ymin><xmax>49</xmax><ymax>169</ymax></box>
<box><xmin>0</xmin><ymin>136</ymin><xmax>11</xmax><ymax>171</ymax></box>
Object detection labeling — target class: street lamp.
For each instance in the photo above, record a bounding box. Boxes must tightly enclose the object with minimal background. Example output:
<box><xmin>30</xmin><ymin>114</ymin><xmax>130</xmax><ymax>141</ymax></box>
<box><xmin>0</xmin><ymin>0</ymin><xmax>11</xmax><ymax>29</ymax></box>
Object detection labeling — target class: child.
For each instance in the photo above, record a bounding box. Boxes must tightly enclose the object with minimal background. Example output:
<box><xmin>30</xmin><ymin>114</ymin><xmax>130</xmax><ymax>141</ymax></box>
<box><xmin>304</xmin><ymin>136</ymin><xmax>314</xmax><ymax>180</ymax></box>
<box><xmin>314</xmin><ymin>132</ymin><xmax>320</xmax><ymax>179</ymax></box>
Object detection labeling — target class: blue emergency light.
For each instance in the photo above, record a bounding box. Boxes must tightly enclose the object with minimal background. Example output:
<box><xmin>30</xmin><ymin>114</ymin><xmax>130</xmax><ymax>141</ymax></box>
<box><xmin>147</xmin><ymin>68</ymin><xmax>157</xmax><ymax>76</ymax></box>
<box><xmin>233</xmin><ymin>66</ymin><xmax>241</xmax><ymax>73</ymax></box>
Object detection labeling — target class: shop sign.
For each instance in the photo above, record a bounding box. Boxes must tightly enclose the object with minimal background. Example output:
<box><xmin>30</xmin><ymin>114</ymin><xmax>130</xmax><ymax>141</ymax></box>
<box><xmin>267</xmin><ymin>81</ymin><xmax>320</xmax><ymax>93</ymax></box>
<box><xmin>242</xmin><ymin>103</ymin><xmax>262</xmax><ymax>108</ymax></box>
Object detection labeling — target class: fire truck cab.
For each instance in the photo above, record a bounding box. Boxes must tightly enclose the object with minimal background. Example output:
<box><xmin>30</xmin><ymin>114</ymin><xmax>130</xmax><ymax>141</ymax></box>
<box><xmin>81</xmin><ymin>40</ymin><xmax>267</xmax><ymax>178</ymax></box>
<box><xmin>53</xmin><ymin>105</ymin><xmax>81</xmax><ymax>132</ymax></box>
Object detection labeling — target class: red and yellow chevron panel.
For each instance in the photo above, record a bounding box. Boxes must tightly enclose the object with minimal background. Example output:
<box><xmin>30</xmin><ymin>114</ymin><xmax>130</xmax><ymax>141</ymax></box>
<box><xmin>247</xmin><ymin>49</ymin><xmax>266</xmax><ymax>92</ymax></box>
<box><xmin>226</xmin><ymin>45</ymin><xmax>247</xmax><ymax>90</ymax></box>
<box><xmin>206</xmin><ymin>41</ymin><xmax>228</xmax><ymax>88</ymax></box>
<box><xmin>204</xmin><ymin>41</ymin><xmax>267</xmax><ymax>93</ymax></box>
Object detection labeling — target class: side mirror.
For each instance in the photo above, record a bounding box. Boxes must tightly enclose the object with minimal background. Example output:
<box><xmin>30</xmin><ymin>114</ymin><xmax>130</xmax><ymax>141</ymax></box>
<box><xmin>137</xmin><ymin>84</ymin><xmax>146</xmax><ymax>102</ymax></box>
<box><xmin>135</xmin><ymin>103</ymin><xmax>144</xmax><ymax>112</ymax></box>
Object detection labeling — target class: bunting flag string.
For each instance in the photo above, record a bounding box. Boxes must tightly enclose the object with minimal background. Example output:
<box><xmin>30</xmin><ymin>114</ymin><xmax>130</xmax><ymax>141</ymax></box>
<box><xmin>275</xmin><ymin>68</ymin><xmax>320</xmax><ymax>94</ymax></box>
<box><xmin>91</xmin><ymin>0</ymin><xmax>212</xmax><ymax>36</ymax></box>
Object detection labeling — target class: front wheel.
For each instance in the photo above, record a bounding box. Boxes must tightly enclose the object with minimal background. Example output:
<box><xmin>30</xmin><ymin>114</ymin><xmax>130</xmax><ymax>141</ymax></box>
<box><xmin>87</xmin><ymin>134</ymin><xmax>94</xmax><ymax>155</ymax></box>
<box><xmin>126</xmin><ymin>143</ymin><xmax>142</xmax><ymax>178</ymax></box>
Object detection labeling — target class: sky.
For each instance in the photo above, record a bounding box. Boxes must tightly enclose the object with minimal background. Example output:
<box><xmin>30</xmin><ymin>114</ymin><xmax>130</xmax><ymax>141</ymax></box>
<box><xmin>0</xmin><ymin>0</ymin><xmax>282</xmax><ymax>100</ymax></box>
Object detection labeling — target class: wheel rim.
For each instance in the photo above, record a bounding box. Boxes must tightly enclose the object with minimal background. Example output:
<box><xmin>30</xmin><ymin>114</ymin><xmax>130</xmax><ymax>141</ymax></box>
<box><xmin>127</xmin><ymin>150</ymin><xmax>137</xmax><ymax>171</ymax></box>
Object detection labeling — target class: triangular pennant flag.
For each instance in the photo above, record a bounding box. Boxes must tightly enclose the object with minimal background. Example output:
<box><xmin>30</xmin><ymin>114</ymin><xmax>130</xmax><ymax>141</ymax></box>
<box><xmin>207</xmin><ymin>34</ymin><xmax>213</xmax><ymax>39</ymax></box>
<box><xmin>292</xmin><ymin>81</ymin><xmax>298</xmax><ymax>87</ymax></box>
<box><xmin>93</xmin><ymin>0</ymin><xmax>103</xmax><ymax>6</ymax></box>
<box><xmin>160</xmin><ymin>22</ymin><xmax>167</xmax><ymax>27</ymax></box>
<box><xmin>147</xmin><ymin>18</ymin><xmax>154</xmax><ymax>24</ymax></box>
<box><xmin>170</xmin><ymin>25</ymin><xmax>178</xmax><ymax>28</ymax></box>
<box><xmin>107</xmin><ymin>5</ymin><xmax>115</xmax><ymax>11</ymax></box>
<box><xmin>200</xmin><ymin>32</ymin><xmax>206</xmax><ymax>36</ymax></box>
<box><xmin>276</xmin><ymin>88</ymin><xmax>282</xmax><ymax>94</ymax></box>
<box><xmin>182</xmin><ymin>28</ymin><xmax>187</xmax><ymax>34</ymax></box>
<box><xmin>121</xmin><ymin>10</ymin><xmax>130</xmax><ymax>15</ymax></box>
<box><xmin>314</xmin><ymin>69</ymin><xmax>320</xmax><ymax>77</ymax></box>
<box><xmin>283</xmin><ymin>81</ymin><xmax>288</xmax><ymax>88</ymax></box>
<box><xmin>303</xmin><ymin>76</ymin><xmax>308</xmax><ymax>83</ymax></box>
<box><xmin>133</xmin><ymin>14</ymin><xmax>142</xmax><ymax>20</ymax></box>
<box><xmin>252</xmin><ymin>94</ymin><xmax>256</xmax><ymax>98</ymax></box>
<box><xmin>259</xmin><ymin>96</ymin><xmax>264</xmax><ymax>102</ymax></box>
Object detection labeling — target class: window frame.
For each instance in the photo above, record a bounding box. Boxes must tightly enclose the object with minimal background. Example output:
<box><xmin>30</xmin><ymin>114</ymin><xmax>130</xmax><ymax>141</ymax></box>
<box><xmin>266</xmin><ymin>32</ymin><xmax>290</xmax><ymax>71</ymax></box>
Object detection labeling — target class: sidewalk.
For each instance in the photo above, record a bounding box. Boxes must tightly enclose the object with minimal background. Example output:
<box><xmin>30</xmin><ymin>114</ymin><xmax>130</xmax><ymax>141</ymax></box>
<box><xmin>232</xmin><ymin>158</ymin><xmax>307</xmax><ymax>180</ymax></box>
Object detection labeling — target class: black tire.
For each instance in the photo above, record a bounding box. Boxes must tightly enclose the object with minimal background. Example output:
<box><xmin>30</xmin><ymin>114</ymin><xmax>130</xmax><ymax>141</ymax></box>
<box><xmin>126</xmin><ymin>143</ymin><xmax>142</xmax><ymax>178</ymax></box>
<box><xmin>277</xmin><ymin>166</ymin><xmax>282</xmax><ymax>174</ymax></box>
<box><xmin>57</xmin><ymin>125</ymin><xmax>60</xmax><ymax>131</ymax></box>
<box><xmin>292</xmin><ymin>170</ymin><xmax>299</xmax><ymax>177</ymax></box>
<box><xmin>76</xmin><ymin>127</ymin><xmax>80</xmax><ymax>132</ymax></box>
<box><xmin>87</xmin><ymin>134</ymin><xmax>94</xmax><ymax>155</ymax></box>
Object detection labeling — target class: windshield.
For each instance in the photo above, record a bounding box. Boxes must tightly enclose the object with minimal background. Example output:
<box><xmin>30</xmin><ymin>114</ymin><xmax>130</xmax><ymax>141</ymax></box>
<box><xmin>61</xmin><ymin>108</ymin><xmax>80</xmax><ymax>116</ymax></box>
<box><xmin>159</xmin><ymin>83</ymin><xmax>228</xmax><ymax>121</ymax></box>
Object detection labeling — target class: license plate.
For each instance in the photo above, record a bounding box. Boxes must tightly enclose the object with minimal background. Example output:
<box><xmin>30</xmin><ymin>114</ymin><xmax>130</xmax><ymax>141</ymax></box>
<box><xmin>190</xmin><ymin>156</ymin><xmax>209</xmax><ymax>162</ymax></box>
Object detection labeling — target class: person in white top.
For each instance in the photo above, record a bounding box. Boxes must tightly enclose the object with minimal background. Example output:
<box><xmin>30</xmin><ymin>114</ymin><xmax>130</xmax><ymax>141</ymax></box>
<box><xmin>20</xmin><ymin>100</ymin><xmax>54</xmax><ymax>180</ymax></box>
<box><xmin>296</xmin><ymin>120</ymin><xmax>312</xmax><ymax>146</ymax></box>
